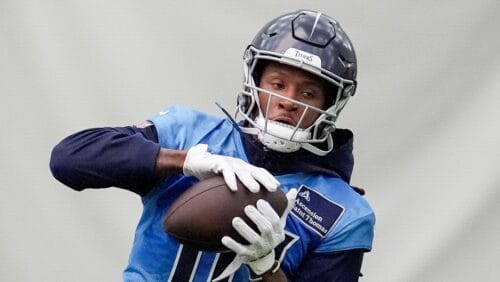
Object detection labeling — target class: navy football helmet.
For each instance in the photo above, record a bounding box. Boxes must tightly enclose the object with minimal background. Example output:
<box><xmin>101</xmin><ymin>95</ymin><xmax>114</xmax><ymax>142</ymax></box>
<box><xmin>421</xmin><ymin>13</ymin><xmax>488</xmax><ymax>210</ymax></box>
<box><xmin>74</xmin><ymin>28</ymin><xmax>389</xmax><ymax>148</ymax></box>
<box><xmin>236</xmin><ymin>10</ymin><xmax>358</xmax><ymax>155</ymax></box>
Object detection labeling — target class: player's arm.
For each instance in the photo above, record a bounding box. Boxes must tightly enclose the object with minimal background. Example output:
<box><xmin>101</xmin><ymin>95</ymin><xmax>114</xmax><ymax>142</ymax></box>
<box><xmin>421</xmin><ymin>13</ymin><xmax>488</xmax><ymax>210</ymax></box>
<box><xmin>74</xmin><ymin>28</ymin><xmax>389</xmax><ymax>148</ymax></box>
<box><xmin>260</xmin><ymin>267</ymin><xmax>287</xmax><ymax>281</ymax></box>
<box><xmin>50</xmin><ymin>122</ymin><xmax>278</xmax><ymax>195</ymax></box>
<box><xmin>255</xmin><ymin>250</ymin><xmax>365</xmax><ymax>281</ymax></box>
<box><xmin>50</xmin><ymin>124</ymin><xmax>163</xmax><ymax>196</ymax></box>
<box><xmin>292</xmin><ymin>249</ymin><xmax>366</xmax><ymax>281</ymax></box>
<box><xmin>251</xmin><ymin>248</ymin><xmax>365</xmax><ymax>282</ymax></box>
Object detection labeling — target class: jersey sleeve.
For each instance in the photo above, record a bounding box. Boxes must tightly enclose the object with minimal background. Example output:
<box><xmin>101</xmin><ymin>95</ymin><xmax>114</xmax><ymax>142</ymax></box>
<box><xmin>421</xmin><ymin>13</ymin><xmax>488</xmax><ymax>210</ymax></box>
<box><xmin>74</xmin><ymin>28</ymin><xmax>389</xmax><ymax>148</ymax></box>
<box><xmin>319</xmin><ymin>212</ymin><xmax>375</xmax><ymax>252</ymax></box>
<box><xmin>293</xmin><ymin>249</ymin><xmax>365</xmax><ymax>282</ymax></box>
<box><xmin>291</xmin><ymin>213</ymin><xmax>373</xmax><ymax>281</ymax></box>
<box><xmin>50</xmin><ymin>125</ymin><xmax>161</xmax><ymax>196</ymax></box>
<box><xmin>149</xmin><ymin>106</ymin><xmax>201</xmax><ymax>149</ymax></box>
<box><xmin>311</xmin><ymin>177</ymin><xmax>375</xmax><ymax>253</ymax></box>
<box><xmin>148</xmin><ymin>105</ymin><xmax>233</xmax><ymax>151</ymax></box>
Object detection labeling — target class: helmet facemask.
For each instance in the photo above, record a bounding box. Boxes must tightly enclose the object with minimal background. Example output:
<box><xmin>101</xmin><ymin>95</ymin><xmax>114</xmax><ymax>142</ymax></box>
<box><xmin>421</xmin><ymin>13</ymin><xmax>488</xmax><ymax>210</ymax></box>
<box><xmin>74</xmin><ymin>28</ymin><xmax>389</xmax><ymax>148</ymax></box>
<box><xmin>236</xmin><ymin>47</ymin><xmax>355</xmax><ymax>156</ymax></box>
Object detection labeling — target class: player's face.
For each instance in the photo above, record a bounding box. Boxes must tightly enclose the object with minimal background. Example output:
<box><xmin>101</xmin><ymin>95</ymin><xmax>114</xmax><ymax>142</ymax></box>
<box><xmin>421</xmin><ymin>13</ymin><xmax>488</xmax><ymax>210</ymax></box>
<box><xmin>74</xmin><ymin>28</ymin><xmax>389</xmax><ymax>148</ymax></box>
<box><xmin>258</xmin><ymin>62</ymin><xmax>328</xmax><ymax>129</ymax></box>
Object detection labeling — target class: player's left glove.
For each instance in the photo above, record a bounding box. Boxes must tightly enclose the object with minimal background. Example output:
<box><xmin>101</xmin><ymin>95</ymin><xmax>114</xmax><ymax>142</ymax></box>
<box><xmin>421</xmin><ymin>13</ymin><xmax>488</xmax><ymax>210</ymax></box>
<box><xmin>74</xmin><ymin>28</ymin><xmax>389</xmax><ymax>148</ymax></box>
<box><xmin>183</xmin><ymin>144</ymin><xmax>279</xmax><ymax>193</ymax></box>
<box><xmin>213</xmin><ymin>188</ymin><xmax>298</xmax><ymax>281</ymax></box>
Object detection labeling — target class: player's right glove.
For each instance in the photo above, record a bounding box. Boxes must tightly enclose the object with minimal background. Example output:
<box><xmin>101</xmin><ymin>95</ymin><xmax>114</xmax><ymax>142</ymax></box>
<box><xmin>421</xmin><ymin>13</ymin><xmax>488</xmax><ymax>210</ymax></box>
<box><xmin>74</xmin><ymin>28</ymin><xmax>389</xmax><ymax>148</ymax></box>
<box><xmin>213</xmin><ymin>188</ymin><xmax>298</xmax><ymax>281</ymax></box>
<box><xmin>183</xmin><ymin>144</ymin><xmax>280</xmax><ymax>193</ymax></box>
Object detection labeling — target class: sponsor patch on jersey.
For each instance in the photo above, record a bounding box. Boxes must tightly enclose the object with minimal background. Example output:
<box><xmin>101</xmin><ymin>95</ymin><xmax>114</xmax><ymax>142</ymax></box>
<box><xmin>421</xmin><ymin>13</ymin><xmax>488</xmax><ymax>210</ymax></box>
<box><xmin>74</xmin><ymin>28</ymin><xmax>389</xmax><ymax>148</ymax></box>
<box><xmin>291</xmin><ymin>185</ymin><xmax>344</xmax><ymax>237</ymax></box>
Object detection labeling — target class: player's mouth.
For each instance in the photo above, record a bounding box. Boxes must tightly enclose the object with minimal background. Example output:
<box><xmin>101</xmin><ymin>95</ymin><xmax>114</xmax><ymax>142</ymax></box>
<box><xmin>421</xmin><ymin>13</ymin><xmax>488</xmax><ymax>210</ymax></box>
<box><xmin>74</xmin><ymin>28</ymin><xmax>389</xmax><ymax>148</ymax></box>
<box><xmin>271</xmin><ymin>116</ymin><xmax>296</xmax><ymax>126</ymax></box>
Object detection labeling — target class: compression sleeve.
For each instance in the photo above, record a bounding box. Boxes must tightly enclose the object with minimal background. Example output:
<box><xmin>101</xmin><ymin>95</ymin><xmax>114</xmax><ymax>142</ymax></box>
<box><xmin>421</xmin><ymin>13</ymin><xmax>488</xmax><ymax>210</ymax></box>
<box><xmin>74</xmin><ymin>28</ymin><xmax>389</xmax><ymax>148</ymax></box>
<box><xmin>293</xmin><ymin>249</ymin><xmax>366</xmax><ymax>282</ymax></box>
<box><xmin>49</xmin><ymin>125</ymin><xmax>161</xmax><ymax>196</ymax></box>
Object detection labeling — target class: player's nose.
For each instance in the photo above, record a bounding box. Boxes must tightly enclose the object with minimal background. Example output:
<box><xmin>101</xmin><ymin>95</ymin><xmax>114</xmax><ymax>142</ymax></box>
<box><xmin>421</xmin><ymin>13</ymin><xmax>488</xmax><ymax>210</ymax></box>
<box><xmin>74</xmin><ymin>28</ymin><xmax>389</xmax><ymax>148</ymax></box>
<box><xmin>277</xmin><ymin>88</ymin><xmax>299</xmax><ymax>111</ymax></box>
<box><xmin>278</xmin><ymin>98</ymin><xmax>297</xmax><ymax>111</ymax></box>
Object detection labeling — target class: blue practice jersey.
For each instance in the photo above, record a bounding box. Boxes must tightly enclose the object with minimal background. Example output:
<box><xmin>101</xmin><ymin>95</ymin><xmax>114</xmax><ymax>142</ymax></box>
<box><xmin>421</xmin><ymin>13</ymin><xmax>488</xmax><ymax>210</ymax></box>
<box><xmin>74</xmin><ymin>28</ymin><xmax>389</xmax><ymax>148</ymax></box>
<box><xmin>123</xmin><ymin>105</ymin><xmax>375</xmax><ymax>281</ymax></box>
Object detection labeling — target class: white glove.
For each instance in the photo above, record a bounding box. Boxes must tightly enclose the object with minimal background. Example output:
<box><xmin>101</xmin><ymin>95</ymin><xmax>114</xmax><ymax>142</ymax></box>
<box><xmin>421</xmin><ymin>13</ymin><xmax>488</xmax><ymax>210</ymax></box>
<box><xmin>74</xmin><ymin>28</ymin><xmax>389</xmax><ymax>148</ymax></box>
<box><xmin>213</xmin><ymin>189</ymin><xmax>298</xmax><ymax>281</ymax></box>
<box><xmin>183</xmin><ymin>144</ymin><xmax>279</xmax><ymax>193</ymax></box>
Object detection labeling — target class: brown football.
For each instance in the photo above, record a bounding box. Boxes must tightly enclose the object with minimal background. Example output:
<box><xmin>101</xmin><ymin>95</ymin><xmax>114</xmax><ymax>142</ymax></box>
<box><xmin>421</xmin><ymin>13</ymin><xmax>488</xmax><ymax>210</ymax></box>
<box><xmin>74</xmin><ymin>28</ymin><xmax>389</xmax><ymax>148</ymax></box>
<box><xmin>163</xmin><ymin>176</ymin><xmax>287</xmax><ymax>252</ymax></box>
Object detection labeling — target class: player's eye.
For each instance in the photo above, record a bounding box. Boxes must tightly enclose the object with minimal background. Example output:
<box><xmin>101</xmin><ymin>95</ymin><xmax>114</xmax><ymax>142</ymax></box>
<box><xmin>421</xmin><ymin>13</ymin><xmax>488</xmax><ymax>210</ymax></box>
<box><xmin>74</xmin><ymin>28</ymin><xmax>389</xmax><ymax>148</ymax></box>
<box><xmin>272</xmin><ymin>82</ymin><xmax>284</xmax><ymax>90</ymax></box>
<box><xmin>302</xmin><ymin>90</ymin><xmax>315</xmax><ymax>98</ymax></box>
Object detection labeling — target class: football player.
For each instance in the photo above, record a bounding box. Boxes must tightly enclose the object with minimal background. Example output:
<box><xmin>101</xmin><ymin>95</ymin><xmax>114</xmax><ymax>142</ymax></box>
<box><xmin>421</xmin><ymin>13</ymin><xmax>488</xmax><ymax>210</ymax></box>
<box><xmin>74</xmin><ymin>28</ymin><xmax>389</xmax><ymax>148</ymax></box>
<box><xmin>50</xmin><ymin>10</ymin><xmax>375</xmax><ymax>281</ymax></box>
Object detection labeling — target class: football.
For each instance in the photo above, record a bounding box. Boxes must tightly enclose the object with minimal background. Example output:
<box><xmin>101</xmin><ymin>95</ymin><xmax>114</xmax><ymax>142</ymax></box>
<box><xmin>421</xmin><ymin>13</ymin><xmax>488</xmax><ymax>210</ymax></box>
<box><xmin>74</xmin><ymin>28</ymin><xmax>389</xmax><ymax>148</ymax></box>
<box><xmin>163</xmin><ymin>176</ymin><xmax>287</xmax><ymax>252</ymax></box>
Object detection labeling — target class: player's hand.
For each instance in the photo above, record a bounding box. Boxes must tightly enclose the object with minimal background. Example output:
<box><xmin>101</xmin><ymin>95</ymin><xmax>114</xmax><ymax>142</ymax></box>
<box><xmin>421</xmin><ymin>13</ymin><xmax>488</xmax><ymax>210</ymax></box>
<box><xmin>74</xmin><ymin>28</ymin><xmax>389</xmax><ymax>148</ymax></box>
<box><xmin>213</xmin><ymin>189</ymin><xmax>297</xmax><ymax>281</ymax></box>
<box><xmin>183</xmin><ymin>144</ymin><xmax>279</xmax><ymax>193</ymax></box>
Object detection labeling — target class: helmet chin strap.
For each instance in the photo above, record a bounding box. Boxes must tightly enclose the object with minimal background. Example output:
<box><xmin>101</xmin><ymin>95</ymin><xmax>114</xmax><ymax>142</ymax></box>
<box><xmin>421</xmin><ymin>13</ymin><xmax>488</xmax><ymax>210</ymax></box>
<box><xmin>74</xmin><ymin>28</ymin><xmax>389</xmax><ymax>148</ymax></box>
<box><xmin>301</xmin><ymin>136</ymin><xmax>333</xmax><ymax>156</ymax></box>
<box><xmin>239</xmin><ymin>114</ymin><xmax>334</xmax><ymax>156</ymax></box>
<box><xmin>255</xmin><ymin>115</ymin><xmax>310</xmax><ymax>153</ymax></box>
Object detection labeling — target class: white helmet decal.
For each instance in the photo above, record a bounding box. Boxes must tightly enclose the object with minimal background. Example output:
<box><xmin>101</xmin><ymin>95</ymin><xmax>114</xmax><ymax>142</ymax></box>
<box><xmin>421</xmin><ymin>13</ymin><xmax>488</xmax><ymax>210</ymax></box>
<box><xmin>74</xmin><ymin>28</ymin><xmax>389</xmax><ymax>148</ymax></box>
<box><xmin>283</xmin><ymin>48</ymin><xmax>322</xmax><ymax>68</ymax></box>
